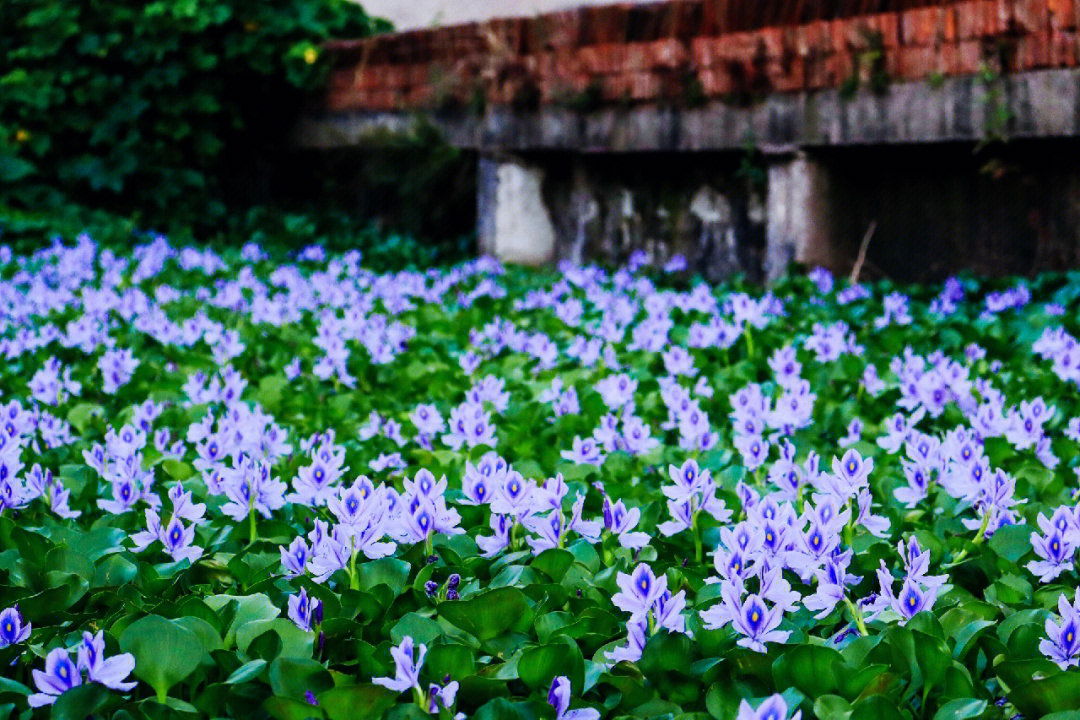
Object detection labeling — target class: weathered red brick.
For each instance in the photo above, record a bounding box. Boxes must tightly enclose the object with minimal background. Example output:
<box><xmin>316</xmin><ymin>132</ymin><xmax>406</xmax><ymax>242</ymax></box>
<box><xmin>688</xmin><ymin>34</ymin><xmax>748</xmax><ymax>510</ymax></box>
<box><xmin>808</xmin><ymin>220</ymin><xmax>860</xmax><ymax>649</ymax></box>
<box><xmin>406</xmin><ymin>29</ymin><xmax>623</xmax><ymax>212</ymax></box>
<box><xmin>954</xmin><ymin>0</ymin><xmax>1002</xmax><ymax>38</ymax></box>
<box><xmin>829</xmin><ymin>18</ymin><xmax>849</xmax><ymax>53</ymax></box>
<box><xmin>554</xmin><ymin>51</ymin><xmax>586</xmax><ymax>81</ymax></box>
<box><xmin>595</xmin><ymin>43</ymin><xmax>628</xmax><ymax>75</ymax></box>
<box><xmin>875</xmin><ymin>12</ymin><xmax>902</xmax><ymax>48</ymax></box>
<box><xmin>794</xmin><ymin>21</ymin><xmax>831</xmax><ymax>57</ymax></box>
<box><xmin>1016</xmin><ymin>30</ymin><xmax>1053</xmax><ymax>68</ymax></box>
<box><xmin>957</xmin><ymin>39</ymin><xmax>987</xmax><ymax>73</ymax></box>
<box><xmin>601</xmin><ymin>73</ymin><xmax>632</xmax><ymax>100</ymax></box>
<box><xmin>544</xmin><ymin>9</ymin><xmax>584</xmax><ymax>50</ymax></box>
<box><xmin>648</xmin><ymin>38</ymin><xmax>689</xmax><ymax>69</ymax></box>
<box><xmin>937</xmin><ymin>40</ymin><xmax>981</xmax><ymax>75</ymax></box>
<box><xmin>700</xmin><ymin>0</ymin><xmax>720</xmax><ymax>36</ymax></box>
<box><xmin>902</xmin><ymin>7</ymin><xmax>946</xmax><ymax>46</ymax></box>
<box><xmin>1049</xmin><ymin>28</ymin><xmax>1079</xmax><ymax>65</ymax></box>
<box><xmin>691</xmin><ymin>37</ymin><xmax>725</xmax><ymax>68</ymax></box>
<box><xmin>768</xmin><ymin>57</ymin><xmax>805</xmax><ymax>93</ymax></box>
<box><xmin>699</xmin><ymin>67</ymin><xmax>735</xmax><ymax>96</ymax></box>
<box><xmin>662</xmin><ymin>0</ymin><xmax>700</xmax><ymax>37</ymax></box>
<box><xmin>897</xmin><ymin>45</ymin><xmax>937</xmax><ymax>79</ymax></box>
<box><xmin>1047</xmin><ymin>0</ymin><xmax>1077</xmax><ymax>29</ymax></box>
<box><xmin>629</xmin><ymin>71</ymin><xmax>663</xmax><ymax>100</ymax></box>
<box><xmin>824</xmin><ymin>52</ymin><xmax>855</xmax><ymax>85</ymax></box>
<box><xmin>584</xmin><ymin>5</ymin><xmax>628</xmax><ymax>44</ymax></box>
<box><xmin>803</xmin><ymin>49</ymin><xmax>834</xmax><ymax>89</ymax></box>
<box><xmin>755</xmin><ymin>27</ymin><xmax>786</xmax><ymax>62</ymax></box>
<box><xmin>1012</xmin><ymin>0</ymin><xmax>1051</xmax><ymax>33</ymax></box>
<box><xmin>404</xmin><ymin>84</ymin><xmax>434</xmax><ymax>107</ymax></box>
<box><xmin>715</xmin><ymin>31</ymin><xmax>763</xmax><ymax>63</ymax></box>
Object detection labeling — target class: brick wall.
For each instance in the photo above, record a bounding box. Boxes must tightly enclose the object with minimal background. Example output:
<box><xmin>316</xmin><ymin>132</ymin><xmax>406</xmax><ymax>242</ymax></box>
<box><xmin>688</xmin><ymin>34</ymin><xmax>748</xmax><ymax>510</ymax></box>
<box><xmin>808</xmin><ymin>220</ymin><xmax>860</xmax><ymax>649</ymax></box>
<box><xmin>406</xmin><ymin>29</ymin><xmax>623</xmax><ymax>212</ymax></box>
<box><xmin>325</xmin><ymin>0</ymin><xmax>1080</xmax><ymax>112</ymax></box>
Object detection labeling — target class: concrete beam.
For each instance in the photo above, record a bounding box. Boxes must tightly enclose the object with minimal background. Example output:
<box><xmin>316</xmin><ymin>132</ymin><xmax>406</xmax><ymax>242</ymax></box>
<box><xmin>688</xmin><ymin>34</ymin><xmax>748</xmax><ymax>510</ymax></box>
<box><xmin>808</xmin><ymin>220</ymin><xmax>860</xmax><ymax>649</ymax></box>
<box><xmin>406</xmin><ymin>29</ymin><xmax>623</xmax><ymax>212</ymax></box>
<box><xmin>298</xmin><ymin>68</ymin><xmax>1080</xmax><ymax>153</ymax></box>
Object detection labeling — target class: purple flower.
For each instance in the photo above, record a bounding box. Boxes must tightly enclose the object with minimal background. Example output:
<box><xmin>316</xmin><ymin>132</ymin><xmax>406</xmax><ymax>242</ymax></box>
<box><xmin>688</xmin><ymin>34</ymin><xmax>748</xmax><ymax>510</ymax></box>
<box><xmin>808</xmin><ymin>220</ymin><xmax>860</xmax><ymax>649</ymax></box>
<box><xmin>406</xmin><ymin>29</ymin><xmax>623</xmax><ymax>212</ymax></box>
<box><xmin>288</xmin><ymin>587</ymin><xmax>320</xmax><ymax>632</ymax></box>
<box><xmin>548</xmin><ymin>675</ymin><xmax>600</xmax><ymax>720</ymax></box>
<box><xmin>0</xmin><ymin>605</ymin><xmax>30</xmax><ymax>647</ymax></box>
<box><xmin>606</xmin><ymin>617</ymin><xmax>648</xmax><ymax>665</ymax></box>
<box><xmin>803</xmin><ymin>553</ymin><xmax>861</xmax><ymax>619</ymax></box>
<box><xmin>29</xmin><ymin>648</ymin><xmax>81</xmax><ymax>707</ymax></box>
<box><xmin>77</xmin><ymin>631</ymin><xmax>136</xmax><ymax>691</ymax></box>
<box><xmin>870</xmin><ymin>564</ymin><xmax>939</xmax><ymax>624</ymax></box>
<box><xmin>737</xmin><ymin>694</ymin><xmax>802</xmax><ymax>720</ymax></box>
<box><xmin>602</xmin><ymin>497</ymin><xmax>650</xmax><ymax>549</ymax></box>
<box><xmin>160</xmin><ymin>514</ymin><xmax>202</xmax><ymax>563</ymax></box>
<box><xmin>612</xmin><ymin>564</ymin><xmax>666</xmax><ymax>619</ymax></box>
<box><xmin>1042</xmin><ymin>589</ymin><xmax>1080</xmax><ymax>669</ymax></box>
<box><xmin>373</xmin><ymin>636</ymin><xmax>425</xmax><ymax>693</ymax></box>
<box><xmin>280</xmin><ymin>537</ymin><xmax>310</xmax><ymax>577</ymax></box>
<box><xmin>894</xmin><ymin>458</ymin><xmax>931</xmax><ymax>508</ymax></box>
<box><xmin>561</xmin><ymin>436</ymin><xmax>605</xmax><ymax>466</ymax></box>
<box><xmin>703</xmin><ymin>582</ymin><xmax>790</xmax><ymax>653</ymax></box>
<box><xmin>1028</xmin><ymin>529</ymin><xmax>1076</xmax><ymax>583</ymax></box>
<box><xmin>827</xmin><ymin>449</ymin><xmax>872</xmax><ymax>498</ymax></box>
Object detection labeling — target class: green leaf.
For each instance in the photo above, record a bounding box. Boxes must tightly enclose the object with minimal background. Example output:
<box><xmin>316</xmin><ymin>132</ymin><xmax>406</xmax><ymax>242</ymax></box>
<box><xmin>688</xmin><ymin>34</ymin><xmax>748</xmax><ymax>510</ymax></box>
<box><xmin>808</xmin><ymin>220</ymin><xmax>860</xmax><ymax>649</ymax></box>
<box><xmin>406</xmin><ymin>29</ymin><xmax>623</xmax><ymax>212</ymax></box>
<box><xmin>814</xmin><ymin>695</ymin><xmax>853</xmax><ymax>720</ymax></box>
<box><xmin>772</xmin><ymin>644</ymin><xmax>845</xmax><ymax>697</ymax></box>
<box><xmin>530</xmin><ymin>549</ymin><xmax>574</xmax><ymax>582</ymax></box>
<box><xmin>519</xmin><ymin>635</ymin><xmax>584</xmax><ymax>694</ymax></box>
<box><xmin>236</xmin><ymin>618</ymin><xmax>314</xmax><ymax>658</ymax></box>
<box><xmin>204</xmin><ymin>593</ymin><xmax>280</xmax><ymax>648</ymax></box>
<box><xmin>318</xmin><ymin>685</ymin><xmax>398</xmax><ymax>720</ymax></box>
<box><xmin>51</xmin><ymin>683</ymin><xmax>112</xmax><ymax>720</ymax></box>
<box><xmin>988</xmin><ymin>523</ymin><xmax>1031</xmax><ymax>563</ymax></box>
<box><xmin>120</xmin><ymin>615</ymin><xmax>204</xmax><ymax>702</ymax></box>
<box><xmin>1007</xmin><ymin>670</ymin><xmax>1080</xmax><ymax>716</ymax></box>
<box><xmin>932</xmin><ymin>699</ymin><xmax>987</xmax><ymax>720</ymax></box>
<box><xmin>226</xmin><ymin>659</ymin><xmax>267</xmax><ymax>684</ymax></box>
<box><xmin>438</xmin><ymin>587</ymin><xmax>534</xmax><ymax>641</ymax></box>
<box><xmin>0</xmin><ymin>154</ymin><xmax>35</xmax><ymax>182</ymax></box>
<box><xmin>162</xmin><ymin>458</ymin><xmax>194</xmax><ymax>480</ymax></box>
<box><xmin>355</xmin><ymin>558</ymin><xmax>411</xmax><ymax>596</ymax></box>
<box><xmin>268</xmin><ymin>657</ymin><xmax>334</xmax><ymax>700</ymax></box>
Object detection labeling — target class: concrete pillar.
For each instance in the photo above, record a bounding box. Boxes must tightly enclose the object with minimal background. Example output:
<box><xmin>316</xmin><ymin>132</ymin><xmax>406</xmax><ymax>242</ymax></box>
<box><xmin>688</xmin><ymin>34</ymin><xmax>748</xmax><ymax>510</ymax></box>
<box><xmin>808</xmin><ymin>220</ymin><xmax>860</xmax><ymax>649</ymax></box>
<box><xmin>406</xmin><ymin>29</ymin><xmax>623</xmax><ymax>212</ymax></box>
<box><xmin>477</xmin><ymin>154</ymin><xmax>557</xmax><ymax>265</ymax></box>
<box><xmin>763</xmin><ymin>152</ymin><xmax>837</xmax><ymax>281</ymax></box>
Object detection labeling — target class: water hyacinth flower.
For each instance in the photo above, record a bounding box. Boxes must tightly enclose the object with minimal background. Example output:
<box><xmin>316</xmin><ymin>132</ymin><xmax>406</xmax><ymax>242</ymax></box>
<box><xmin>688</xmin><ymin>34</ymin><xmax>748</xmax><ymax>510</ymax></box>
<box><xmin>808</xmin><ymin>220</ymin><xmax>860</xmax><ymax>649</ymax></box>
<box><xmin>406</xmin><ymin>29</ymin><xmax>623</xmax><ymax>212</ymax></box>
<box><xmin>77</xmin><ymin>631</ymin><xmax>137</xmax><ymax>691</ymax></box>
<box><xmin>1027</xmin><ymin>508</ymin><xmax>1080</xmax><ymax>582</ymax></box>
<box><xmin>868</xmin><ymin>563</ymin><xmax>939</xmax><ymax>624</ymax></box>
<box><xmin>374</xmin><ymin>634</ymin><xmax>462</xmax><ymax>717</ymax></box>
<box><xmin>802</xmin><ymin>552</ymin><xmax>862</xmax><ymax>619</ymax></box>
<box><xmin>607</xmin><ymin>563</ymin><xmax>688</xmax><ymax>664</ymax></box>
<box><xmin>0</xmin><ymin>605</ymin><xmax>30</xmax><ymax>647</ymax></box>
<box><xmin>288</xmin><ymin>587</ymin><xmax>321</xmax><ymax>632</ymax></box>
<box><xmin>1028</xmin><ymin>528</ymin><xmax>1076</xmax><ymax>583</ymax></box>
<box><xmin>373</xmin><ymin>636</ymin><xmax>425</xmax><ymax>694</ymax></box>
<box><xmin>548</xmin><ymin>675</ymin><xmax>600</xmax><ymax>720</ymax></box>
<box><xmin>29</xmin><ymin>635</ymin><xmax>136</xmax><ymax>707</ymax></box>
<box><xmin>280</xmin><ymin>536</ymin><xmax>310</xmax><ymax>577</ymax></box>
<box><xmin>737</xmin><ymin>694</ymin><xmax>802</xmax><ymax>720</ymax></box>
<box><xmin>658</xmin><ymin>459</ymin><xmax>732</xmax><ymax>560</ymax></box>
<box><xmin>561</xmin><ymin>435</ymin><xmax>606</xmax><ymax>466</ymax></box>
<box><xmin>612</xmin><ymin>564</ymin><xmax>666</xmax><ymax>619</ymax></box>
<box><xmin>28</xmin><ymin>648</ymin><xmax>81</xmax><ymax>707</ymax></box>
<box><xmin>524</xmin><ymin>492</ymin><xmax>601</xmax><ymax>554</ymax></box>
<box><xmin>1042</xmin><ymin>589</ymin><xmax>1080</xmax><ymax>669</ymax></box>
<box><xmin>602</xmin><ymin>496</ymin><xmax>650</xmax><ymax>549</ymax></box>
<box><xmin>701</xmin><ymin>581</ymin><xmax>790</xmax><ymax>653</ymax></box>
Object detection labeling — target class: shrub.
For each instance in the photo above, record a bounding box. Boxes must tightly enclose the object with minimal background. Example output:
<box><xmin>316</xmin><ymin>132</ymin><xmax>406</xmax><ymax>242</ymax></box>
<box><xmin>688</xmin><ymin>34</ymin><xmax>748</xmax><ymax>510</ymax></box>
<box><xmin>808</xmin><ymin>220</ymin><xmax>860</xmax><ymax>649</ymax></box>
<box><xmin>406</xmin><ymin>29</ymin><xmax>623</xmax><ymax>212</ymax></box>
<box><xmin>0</xmin><ymin>0</ymin><xmax>388</xmax><ymax>235</ymax></box>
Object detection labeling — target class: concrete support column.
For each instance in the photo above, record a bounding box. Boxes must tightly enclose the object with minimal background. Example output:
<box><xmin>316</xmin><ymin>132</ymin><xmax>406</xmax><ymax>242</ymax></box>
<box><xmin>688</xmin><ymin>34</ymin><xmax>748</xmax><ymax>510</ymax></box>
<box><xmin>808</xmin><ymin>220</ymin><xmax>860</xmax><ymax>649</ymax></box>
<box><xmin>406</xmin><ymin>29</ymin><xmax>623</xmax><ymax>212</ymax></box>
<box><xmin>477</xmin><ymin>154</ymin><xmax>557</xmax><ymax>265</ymax></box>
<box><xmin>763</xmin><ymin>152</ymin><xmax>837</xmax><ymax>281</ymax></box>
